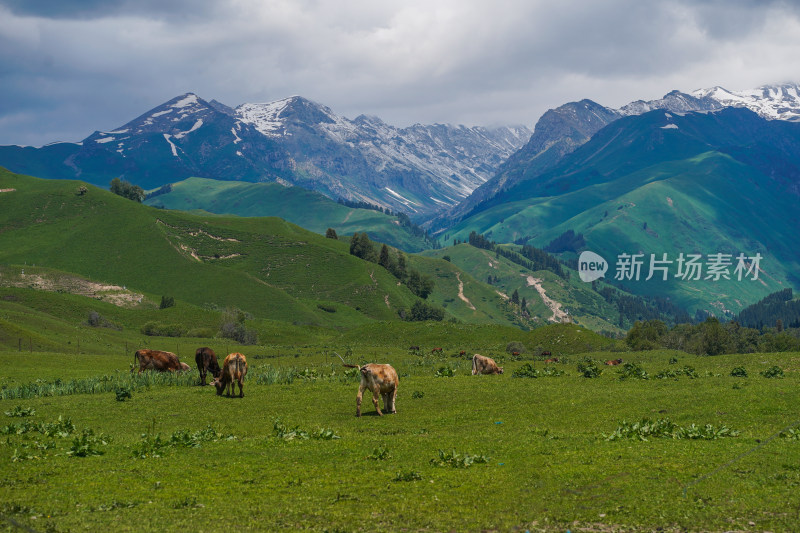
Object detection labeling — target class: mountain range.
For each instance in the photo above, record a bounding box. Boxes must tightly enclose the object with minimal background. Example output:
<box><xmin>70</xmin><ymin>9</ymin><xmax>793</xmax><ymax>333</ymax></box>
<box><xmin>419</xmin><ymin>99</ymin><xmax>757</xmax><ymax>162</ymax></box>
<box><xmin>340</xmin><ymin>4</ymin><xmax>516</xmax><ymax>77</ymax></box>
<box><xmin>432</xmin><ymin>83</ymin><xmax>800</xmax><ymax>229</ymax></box>
<box><xmin>0</xmin><ymin>94</ymin><xmax>530</xmax><ymax>220</ymax></box>
<box><xmin>2</xmin><ymin>82</ymin><xmax>800</xmax><ymax>320</ymax></box>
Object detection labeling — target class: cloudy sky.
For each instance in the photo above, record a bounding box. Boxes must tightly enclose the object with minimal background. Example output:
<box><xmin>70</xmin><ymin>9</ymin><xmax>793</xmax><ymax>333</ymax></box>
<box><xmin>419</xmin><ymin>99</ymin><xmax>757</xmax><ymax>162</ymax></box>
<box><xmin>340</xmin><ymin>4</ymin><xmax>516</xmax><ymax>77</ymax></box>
<box><xmin>1</xmin><ymin>0</ymin><xmax>799</xmax><ymax>146</ymax></box>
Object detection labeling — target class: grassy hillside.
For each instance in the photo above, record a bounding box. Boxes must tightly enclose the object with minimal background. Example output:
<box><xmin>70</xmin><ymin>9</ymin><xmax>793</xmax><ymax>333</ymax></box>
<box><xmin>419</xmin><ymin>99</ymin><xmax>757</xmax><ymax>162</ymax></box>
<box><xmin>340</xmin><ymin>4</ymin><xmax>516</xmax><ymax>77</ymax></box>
<box><xmin>2</xmin><ymin>169</ymin><xmax>596</xmax><ymax>334</ymax></box>
<box><xmin>445</xmin><ymin>110</ymin><xmax>800</xmax><ymax>316</ymax></box>
<box><xmin>0</xmin><ymin>169</ymin><xmax>428</xmax><ymax>326</ymax></box>
<box><xmin>144</xmin><ymin>177</ymin><xmax>435</xmax><ymax>252</ymax></box>
<box><xmin>421</xmin><ymin>243</ymin><xmax>624</xmax><ymax>333</ymax></box>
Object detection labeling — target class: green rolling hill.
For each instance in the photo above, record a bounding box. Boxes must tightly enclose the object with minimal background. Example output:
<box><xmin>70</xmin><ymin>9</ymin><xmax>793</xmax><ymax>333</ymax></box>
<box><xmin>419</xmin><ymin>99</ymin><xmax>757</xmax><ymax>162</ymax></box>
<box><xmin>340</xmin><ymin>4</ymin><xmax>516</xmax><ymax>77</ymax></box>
<box><xmin>143</xmin><ymin>177</ymin><xmax>435</xmax><ymax>252</ymax></box>
<box><xmin>443</xmin><ymin>108</ymin><xmax>800</xmax><ymax>316</ymax></box>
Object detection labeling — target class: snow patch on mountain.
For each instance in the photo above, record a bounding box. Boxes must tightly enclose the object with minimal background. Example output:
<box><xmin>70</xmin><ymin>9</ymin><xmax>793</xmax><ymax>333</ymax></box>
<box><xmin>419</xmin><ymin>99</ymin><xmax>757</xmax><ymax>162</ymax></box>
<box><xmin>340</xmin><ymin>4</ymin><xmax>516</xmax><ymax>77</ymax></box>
<box><xmin>691</xmin><ymin>83</ymin><xmax>800</xmax><ymax>121</ymax></box>
<box><xmin>236</xmin><ymin>98</ymin><xmax>297</xmax><ymax>136</ymax></box>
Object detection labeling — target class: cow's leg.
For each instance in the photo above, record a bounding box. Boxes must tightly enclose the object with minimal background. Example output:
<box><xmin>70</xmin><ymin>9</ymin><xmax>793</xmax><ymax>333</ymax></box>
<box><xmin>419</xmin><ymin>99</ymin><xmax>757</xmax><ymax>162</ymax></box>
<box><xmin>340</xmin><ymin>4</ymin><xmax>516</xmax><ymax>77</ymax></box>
<box><xmin>372</xmin><ymin>388</ymin><xmax>382</xmax><ymax>416</ymax></box>
<box><xmin>238</xmin><ymin>378</ymin><xmax>244</xmax><ymax>398</ymax></box>
<box><xmin>388</xmin><ymin>386</ymin><xmax>397</xmax><ymax>414</ymax></box>
<box><xmin>199</xmin><ymin>368</ymin><xmax>206</xmax><ymax>386</ymax></box>
<box><xmin>356</xmin><ymin>383</ymin><xmax>366</xmax><ymax>417</ymax></box>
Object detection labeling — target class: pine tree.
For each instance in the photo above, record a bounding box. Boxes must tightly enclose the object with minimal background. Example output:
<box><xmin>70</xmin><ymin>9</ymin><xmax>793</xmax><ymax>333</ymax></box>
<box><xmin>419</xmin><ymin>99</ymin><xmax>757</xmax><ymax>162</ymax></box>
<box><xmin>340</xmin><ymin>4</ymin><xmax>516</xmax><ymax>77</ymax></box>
<box><xmin>325</xmin><ymin>228</ymin><xmax>338</xmax><ymax>239</ymax></box>
<box><xmin>511</xmin><ymin>289</ymin><xmax>520</xmax><ymax>305</ymax></box>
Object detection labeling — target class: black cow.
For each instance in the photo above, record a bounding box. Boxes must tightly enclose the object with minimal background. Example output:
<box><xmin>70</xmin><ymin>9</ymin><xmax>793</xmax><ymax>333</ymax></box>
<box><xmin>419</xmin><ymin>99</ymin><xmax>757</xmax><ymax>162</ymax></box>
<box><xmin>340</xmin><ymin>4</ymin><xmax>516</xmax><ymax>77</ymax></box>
<box><xmin>195</xmin><ymin>347</ymin><xmax>221</xmax><ymax>386</ymax></box>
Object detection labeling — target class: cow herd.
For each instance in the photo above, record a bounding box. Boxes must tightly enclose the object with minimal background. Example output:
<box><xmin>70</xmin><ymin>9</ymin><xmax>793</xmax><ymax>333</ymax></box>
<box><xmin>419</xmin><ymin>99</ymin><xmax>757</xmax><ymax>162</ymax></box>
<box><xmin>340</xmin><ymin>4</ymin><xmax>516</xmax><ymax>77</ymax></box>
<box><xmin>132</xmin><ymin>347</ymin><xmax>248</xmax><ymax>398</ymax></box>
<box><xmin>130</xmin><ymin>347</ymin><xmax>538</xmax><ymax>416</ymax></box>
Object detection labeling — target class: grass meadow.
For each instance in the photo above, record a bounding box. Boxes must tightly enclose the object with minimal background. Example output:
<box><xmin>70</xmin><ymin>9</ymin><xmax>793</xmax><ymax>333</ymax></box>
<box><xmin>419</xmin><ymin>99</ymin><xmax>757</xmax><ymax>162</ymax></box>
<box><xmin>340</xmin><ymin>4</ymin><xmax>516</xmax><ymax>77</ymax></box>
<box><xmin>1</xmin><ymin>346</ymin><xmax>799</xmax><ymax>532</ymax></box>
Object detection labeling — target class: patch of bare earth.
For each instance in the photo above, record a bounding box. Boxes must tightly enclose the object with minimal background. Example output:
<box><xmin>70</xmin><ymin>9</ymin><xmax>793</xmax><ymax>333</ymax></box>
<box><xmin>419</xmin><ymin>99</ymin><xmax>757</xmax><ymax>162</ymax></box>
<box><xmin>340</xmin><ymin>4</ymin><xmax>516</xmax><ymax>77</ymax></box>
<box><xmin>1</xmin><ymin>271</ymin><xmax>146</xmax><ymax>308</ymax></box>
<box><xmin>525</xmin><ymin>275</ymin><xmax>569</xmax><ymax>322</ymax></box>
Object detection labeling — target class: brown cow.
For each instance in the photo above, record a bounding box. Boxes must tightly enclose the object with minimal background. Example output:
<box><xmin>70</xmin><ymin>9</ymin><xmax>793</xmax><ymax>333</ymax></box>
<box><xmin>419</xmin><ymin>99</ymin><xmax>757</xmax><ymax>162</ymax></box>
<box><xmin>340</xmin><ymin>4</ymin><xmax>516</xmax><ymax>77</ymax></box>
<box><xmin>544</xmin><ymin>357</ymin><xmax>560</xmax><ymax>364</ymax></box>
<box><xmin>179</xmin><ymin>362</ymin><xmax>191</xmax><ymax>371</ymax></box>
<box><xmin>213</xmin><ymin>353</ymin><xmax>248</xmax><ymax>398</ymax></box>
<box><xmin>195</xmin><ymin>347</ymin><xmax>221</xmax><ymax>386</ymax></box>
<box><xmin>131</xmin><ymin>349</ymin><xmax>184</xmax><ymax>374</ymax></box>
<box><xmin>459</xmin><ymin>350</ymin><xmax>466</xmax><ymax>356</ymax></box>
<box><xmin>431</xmin><ymin>347</ymin><xmax>443</xmax><ymax>353</ymax></box>
<box><xmin>471</xmin><ymin>354</ymin><xmax>503</xmax><ymax>375</ymax></box>
<box><xmin>345</xmin><ymin>363</ymin><xmax>398</xmax><ymax>417</ymax></box>
<box><xmin>605</xmin><ymin>358</ymin><xmax>624</xmax><ymax>366</ymax></box>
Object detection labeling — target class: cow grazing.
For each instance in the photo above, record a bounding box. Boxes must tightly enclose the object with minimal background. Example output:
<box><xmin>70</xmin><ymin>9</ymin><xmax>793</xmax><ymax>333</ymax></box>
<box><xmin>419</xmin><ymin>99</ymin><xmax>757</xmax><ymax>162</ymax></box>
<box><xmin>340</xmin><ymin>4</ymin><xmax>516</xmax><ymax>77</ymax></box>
<box><xmin>132</xmin><ymin>349</ymin><xmax>184</xmax><ymax>374</ymax></box>
<box><xmin>471</xmin><ymin>354</ymin><xmax>503</xmax><ymax>375</ymax></box>
<box><xmin>179</xmin><ymin>362</ymin><xmax>191</xmax><ymax>371</ymax></box>
<box><xmin>213</xmin><ymin>353</ymin><xmax>248</xmax><ymax>398</ymax></box>
<box><xmin>408</xmin><ymin>345</ymin><xmax>420</xmax><ymax>352</ymax></box>
<box><xmin>544</xmin><ymin>357</ymin><xmax>560</xmax><ymax>364</ymax></box>
<box><xmin>605</xmin><ymin>358</ymin><xmax>624</xmax><ymax>366</ymax></box>
<box><xmin>431</xmin><ymin>347</ymin><xmax>443</xmax><ymax>353</ymax></box>
<box><xmin>459</xmin><ymin>350</ymin><xmax>466</xmax><ymax>356</ymax></box>
<box><xmin>541</xmin><ymin>351</ymin><xmax>552</xmax><ymax>356</ymax></box>
<box><xmin>512</xmin><ymin>351</ymin><xmax>520</xmax><ymax>356</ymax></box>
<box><xmin>195</xmin><ymin>347</ymin><xmax>221</xmax><ymax>386</ymax></box>
<box><xmin>344</xmin><ymin>363</ymin><xmax>398</xmax><ymax>417</ymax></box>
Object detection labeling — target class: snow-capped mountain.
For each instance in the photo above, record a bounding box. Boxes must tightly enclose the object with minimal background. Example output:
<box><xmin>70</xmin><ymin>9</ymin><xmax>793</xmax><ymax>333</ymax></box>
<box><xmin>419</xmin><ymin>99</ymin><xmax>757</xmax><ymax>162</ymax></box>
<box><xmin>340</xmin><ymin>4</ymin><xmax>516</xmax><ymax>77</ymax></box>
<box><xmin>692</xmin><ymin>83</ymin><xmax>800</xmax><ymax>122</ymax></box>
<box><xmin>0</xmin><ymin>93</ymin><xmax>530</xmax><ymax>220</ymax></box>
<box><xmin>429</xmin><ymin>82</ymin><xmax>800</xmax><ymax>231</ymax></box>
<box><xmin>234</xmin><ymin>96</ymin><xmax>530</xmax><ymax>213</ymax></box>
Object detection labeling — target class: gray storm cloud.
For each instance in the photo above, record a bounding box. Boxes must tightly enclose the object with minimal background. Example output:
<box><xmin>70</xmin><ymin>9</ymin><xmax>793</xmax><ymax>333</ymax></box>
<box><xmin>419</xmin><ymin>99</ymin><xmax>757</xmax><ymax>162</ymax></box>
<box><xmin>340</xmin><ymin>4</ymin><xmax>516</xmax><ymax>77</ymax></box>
<box><xmin>1</xmin><ymin>0</ymin><xmax>799</xmax><ymax>146</ymax></box>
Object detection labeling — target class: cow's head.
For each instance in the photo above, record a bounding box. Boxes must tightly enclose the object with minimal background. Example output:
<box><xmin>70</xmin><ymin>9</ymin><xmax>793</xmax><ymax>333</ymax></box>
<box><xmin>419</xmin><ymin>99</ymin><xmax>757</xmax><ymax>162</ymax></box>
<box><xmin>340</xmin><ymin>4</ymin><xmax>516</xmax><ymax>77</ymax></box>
<box><xmin>212</xmin><ymin>378</ymin><xmax>224</xmax><ymax>395</ymax></box>
<box><xmin>497</xmin><ymin>366</ymin><xmax>504</xmax><ymax>374</ymax></box>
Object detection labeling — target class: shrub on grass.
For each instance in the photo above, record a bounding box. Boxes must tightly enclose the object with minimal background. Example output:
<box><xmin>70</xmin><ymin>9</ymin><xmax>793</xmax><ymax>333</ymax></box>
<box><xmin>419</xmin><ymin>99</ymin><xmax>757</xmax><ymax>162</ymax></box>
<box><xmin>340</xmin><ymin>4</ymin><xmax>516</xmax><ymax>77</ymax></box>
<box><xmin>577</xmin><ymin>358</ymin><xmax>602</xmax><ymax>378</ymax></box>
<box><xmin>512</xmin><ymin>363</ymin><xmax>539</xmax><ymax>378</ymax></box>
<box><xmin>761</xmin><ymin>365</ymin><xmax>784</xmax><ymax>378</ymax></box>
<box><xmin>617</xmin><ymin>362</ymin><xmax>649</xmax><ymax>380</ymax></box>
<box><xmin>730</xmin><ymin>366</ymin><xmax>748</xmax><ymax>378</ymax></box>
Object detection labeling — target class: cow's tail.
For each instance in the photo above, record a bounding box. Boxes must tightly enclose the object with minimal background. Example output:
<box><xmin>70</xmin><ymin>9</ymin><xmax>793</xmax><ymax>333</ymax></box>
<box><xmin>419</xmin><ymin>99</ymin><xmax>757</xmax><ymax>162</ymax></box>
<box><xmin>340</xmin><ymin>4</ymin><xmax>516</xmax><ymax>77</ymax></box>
<box><xmin>131</xmin><ymin>351</ymin><xmax>140</xmax><ymax>374</ymax></box>
<box><xmin>334</xmin><ymin>351</ymin><xmax>359</xmax><ymax>368</ymax></box>
<box><xmin>471</xmin><ymin>355</ymin><xmax>477</xmax><ymax>375</ymax></box>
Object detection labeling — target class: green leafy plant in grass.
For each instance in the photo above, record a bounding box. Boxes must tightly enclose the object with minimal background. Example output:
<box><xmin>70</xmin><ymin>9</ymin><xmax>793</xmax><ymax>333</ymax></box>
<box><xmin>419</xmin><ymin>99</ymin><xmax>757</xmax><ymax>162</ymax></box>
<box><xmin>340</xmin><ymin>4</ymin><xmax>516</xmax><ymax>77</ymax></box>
<box><xmin>577</xmin><ymin>358</ymin><xmax>602</xmax><ymax>378</ymax></box>
<box><xmin>654</xmin><ymin>365</ymin><xmax>698</xmax><ymax>379</ymax></box>
<box><xmin>430</xmin><ymin>449</ymin><xmax>490</xmax><ymax>468</ymax></box>
<box><xmin>411</xmin><ymin>390</ymin><xmax>425</xmax><ymax>399</ymax></box>
<box><xmin>393</xmin><ymin>470</ymin><xmax>422</xmax><ymax>482</ymax></box>
<box><xmin>779</xmin><ymin>428</ymin><xmax>800</xmax><ymax>440</ymax></box>
<box><xmin>67</xmin><ymin>428</ymin><xmax>110</xmax><ymax>457</ymax></box>
<box><xmin>669</xmin><ymin>357</ymin><xmax>679</xmax><ymax>364</ymax></box>
<box><xmin>4</xmin><ymin>405</ymin><xmax>35</xmax><ymax>417</ymax></box>
<box><xmin>133</xmin><ymin>433</ymin><xmax>169</xmax><ymax>459</ymax></box>
<box><xmin>434</xmin><ymin>366</ymin><xmax>454</xmax><ymax>377</ymax></box>
<box><xmin>367</xmin><ymin>445</ymin><xmax>391</xmax><ymax>460</ymax></box>
<box><xmin>310</xmin><ymin>427</ymin><xmax>341</xmax><ymax>440</ymax></box>
<box><xmin>512</xmin><ymin>363</ymin><xmax>539</xmax><ymax>378</ymax></box>
<box><xmin>169</xmin><ymin>426</ymin><xmax>235</xmax><ymax>447</ymax></box>
<box><xmin>730</xmin><ymin>366</ymin><xmax>748</xmax><ymax>378</ymax></box>
<box><xmin>115</xmin><ymin>386</ymin><xmax>132</xmax><ymax>402</ymax></box>
<box><xmin>604</xmin><ymin>418</ymin><xmax>740</xmax><ymax>441</ymax></box>
<box><xmin>617</xmin><ymin>362</ymin><xmax>649</xmax><ymax>380</ymax></box>
<box><xmin>541</xmin><ymin>366</ymin><xmax>565</xmax><ymax>377</ymax></box>
<box><xmin>761</xmin><ymin>365</ymin><xmax>784</xmax><ymax>378</ymax></box>
<box><xmin>272</xmin><ymin>419</ymin><xmax>309</xmax><ymax>441</ymax></box>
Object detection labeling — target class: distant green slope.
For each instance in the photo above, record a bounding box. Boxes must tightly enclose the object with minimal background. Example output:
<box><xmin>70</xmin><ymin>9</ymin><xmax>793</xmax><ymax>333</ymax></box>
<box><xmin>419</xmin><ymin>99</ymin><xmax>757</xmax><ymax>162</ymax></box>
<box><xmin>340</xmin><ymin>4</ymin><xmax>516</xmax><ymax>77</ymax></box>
<box><xmin>444</xmin><ymin>109</ymin><xmax>800</xmax><ymax>316</ymax></box>
<box><xmin>144</xmin><ymin>177</ymin><xmax>435</xmax><ymax>252</ymax></box>
<box><xmin>2</xmin><ymin>169</ymin><xmax>585</xmax><ymax>333</ymax></box>
<box><xmin>420</xmin><ymin>244</ymin><xmax>623</xmax><ymax>334</ymax></box>
<box><xmin>0</xmin><ymin>169</ymin><xmax>423</xmax><ymax>326</ymax></box>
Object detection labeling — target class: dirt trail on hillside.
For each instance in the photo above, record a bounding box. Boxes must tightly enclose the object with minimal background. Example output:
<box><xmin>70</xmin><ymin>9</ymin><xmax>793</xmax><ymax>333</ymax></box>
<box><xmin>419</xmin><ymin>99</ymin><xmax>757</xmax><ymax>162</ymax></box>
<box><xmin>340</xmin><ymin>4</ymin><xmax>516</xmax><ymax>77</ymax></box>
<box><xmin>525</xmin><ymin>275</ymin><xmax>568</xmax><ymax>323</ymax></box>
<box><xmin>455</xmin><ymin>272</ymin><xmax>476</xmax><ymax>310</ymax></box>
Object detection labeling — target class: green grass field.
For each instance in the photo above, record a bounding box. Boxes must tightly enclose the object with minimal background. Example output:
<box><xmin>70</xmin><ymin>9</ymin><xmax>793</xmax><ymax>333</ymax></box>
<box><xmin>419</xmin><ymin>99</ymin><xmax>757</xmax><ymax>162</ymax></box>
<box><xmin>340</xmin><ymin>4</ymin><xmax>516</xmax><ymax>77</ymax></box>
<box><xmin>1</xmin><ymin>343</ymin><xmax>799</xmax><ymax>532</ymax></box>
